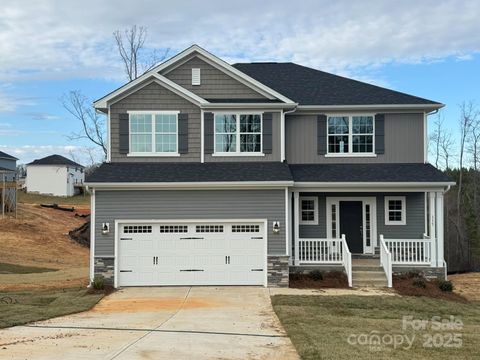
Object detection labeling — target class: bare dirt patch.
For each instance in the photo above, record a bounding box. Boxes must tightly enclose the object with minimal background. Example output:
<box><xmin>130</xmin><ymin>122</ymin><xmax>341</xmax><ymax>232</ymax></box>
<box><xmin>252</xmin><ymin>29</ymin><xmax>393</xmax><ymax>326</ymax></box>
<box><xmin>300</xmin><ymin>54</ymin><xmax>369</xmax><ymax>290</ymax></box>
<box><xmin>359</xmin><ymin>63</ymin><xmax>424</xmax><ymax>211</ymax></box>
<box><xmin>449</xmin><ymin>272</ymin><xmax>480</xmax><ymax>301</ymax></box>
<box><xmin>0</xmin><ymin>203</ymin><xmax>90</xmax><ymax>290</ymax></box>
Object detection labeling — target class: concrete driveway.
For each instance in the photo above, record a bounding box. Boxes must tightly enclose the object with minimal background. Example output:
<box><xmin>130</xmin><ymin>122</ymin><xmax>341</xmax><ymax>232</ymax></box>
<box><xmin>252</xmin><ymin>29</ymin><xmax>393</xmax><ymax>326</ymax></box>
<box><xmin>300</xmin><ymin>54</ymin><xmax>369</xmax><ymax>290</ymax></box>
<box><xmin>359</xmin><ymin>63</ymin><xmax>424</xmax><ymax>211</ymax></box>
<box><xmin>0</xmin><ymin>287</ymin><xmax>299</xmax><ymax>360</ymax></box>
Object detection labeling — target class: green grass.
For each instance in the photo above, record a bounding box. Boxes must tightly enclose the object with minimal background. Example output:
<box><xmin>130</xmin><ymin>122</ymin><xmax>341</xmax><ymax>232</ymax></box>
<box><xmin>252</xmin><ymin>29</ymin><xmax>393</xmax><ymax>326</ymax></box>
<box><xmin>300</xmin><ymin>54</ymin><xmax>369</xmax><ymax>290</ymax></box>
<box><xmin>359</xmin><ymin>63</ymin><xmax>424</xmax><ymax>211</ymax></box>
<box><xmin>0</xmin><ymin>262</ymin><xmax>56</xmax><ymax>274</ymax></box>
<box><xmin>0</xmin><ymin>288</ymin><xmax>104</xmax><ymax>328</ymax></box>
<box><xmin>18</xmin><ymin>191</ymin><xmax>90</xmax><ymax>205</ymax></box>
<box><xmin>272</xmin><ymin>295</ymin><xmax>480</xmax><ymax>360</ymax></box>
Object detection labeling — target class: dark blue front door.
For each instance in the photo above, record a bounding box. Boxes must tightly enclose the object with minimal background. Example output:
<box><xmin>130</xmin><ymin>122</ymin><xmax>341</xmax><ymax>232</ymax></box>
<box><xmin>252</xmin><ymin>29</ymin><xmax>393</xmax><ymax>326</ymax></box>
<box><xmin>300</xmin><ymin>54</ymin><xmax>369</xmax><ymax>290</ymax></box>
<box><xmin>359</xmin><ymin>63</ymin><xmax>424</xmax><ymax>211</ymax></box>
<box><xmin>339</xmin><ymin>201</ymin><xmax>363</xmax><ymax>253</ymax></box>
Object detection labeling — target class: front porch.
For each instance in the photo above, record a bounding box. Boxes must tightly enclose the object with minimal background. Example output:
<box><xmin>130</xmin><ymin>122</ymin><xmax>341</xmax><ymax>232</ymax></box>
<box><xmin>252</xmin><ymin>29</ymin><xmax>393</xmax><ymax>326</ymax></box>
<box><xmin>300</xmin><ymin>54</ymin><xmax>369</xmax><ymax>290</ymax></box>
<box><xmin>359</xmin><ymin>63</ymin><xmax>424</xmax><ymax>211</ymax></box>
<box><xmin>289</xmin><ymin>190</ymin><xmax>447</xmax><ymax>287</ymax></box>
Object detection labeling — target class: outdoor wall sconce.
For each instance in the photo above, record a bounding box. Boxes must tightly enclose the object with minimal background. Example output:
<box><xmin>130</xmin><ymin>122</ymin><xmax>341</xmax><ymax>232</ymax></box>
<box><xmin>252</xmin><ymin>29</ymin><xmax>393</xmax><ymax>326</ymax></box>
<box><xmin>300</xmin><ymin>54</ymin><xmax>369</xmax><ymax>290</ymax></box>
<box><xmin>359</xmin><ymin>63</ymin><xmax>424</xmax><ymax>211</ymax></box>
<box><xmin>272</xmin><ymin>221</ymin><xmax>280</xmax><ymax>234</ymax></box>
<box><xmin>102</xmin><ymin>223</ymin><xmax>110</xmax><ymax>235</ymax></box>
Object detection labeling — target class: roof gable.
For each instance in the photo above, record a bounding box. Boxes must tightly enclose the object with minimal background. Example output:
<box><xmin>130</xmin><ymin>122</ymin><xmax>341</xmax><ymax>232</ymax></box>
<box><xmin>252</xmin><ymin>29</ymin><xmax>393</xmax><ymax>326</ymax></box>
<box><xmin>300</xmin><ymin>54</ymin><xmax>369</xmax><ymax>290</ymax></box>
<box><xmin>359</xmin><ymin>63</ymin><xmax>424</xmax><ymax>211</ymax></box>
<box><xmin>27</xmin><ymin>154</ymin><xmax>84</xmax><ymax>167</ymax></box>
<box><xmin>0</xmin><ymin>151</ymin><xmax>18</xmax><ymax>161</ymax></box>
<box><xmin>233</xmin><ymin>62</ymin><xmax>442</xmax><ymax>107</ymax></box>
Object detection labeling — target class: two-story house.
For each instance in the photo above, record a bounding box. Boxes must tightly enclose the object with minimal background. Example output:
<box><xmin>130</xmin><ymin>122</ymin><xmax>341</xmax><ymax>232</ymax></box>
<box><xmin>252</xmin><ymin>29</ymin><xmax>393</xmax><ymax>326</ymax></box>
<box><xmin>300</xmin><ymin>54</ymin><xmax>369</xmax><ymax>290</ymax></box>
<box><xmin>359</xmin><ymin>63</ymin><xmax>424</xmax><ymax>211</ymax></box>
<box><xmin>86</xmin><ymin>45</ymin><xmax>454</xmax><ymax>288</ymax></box>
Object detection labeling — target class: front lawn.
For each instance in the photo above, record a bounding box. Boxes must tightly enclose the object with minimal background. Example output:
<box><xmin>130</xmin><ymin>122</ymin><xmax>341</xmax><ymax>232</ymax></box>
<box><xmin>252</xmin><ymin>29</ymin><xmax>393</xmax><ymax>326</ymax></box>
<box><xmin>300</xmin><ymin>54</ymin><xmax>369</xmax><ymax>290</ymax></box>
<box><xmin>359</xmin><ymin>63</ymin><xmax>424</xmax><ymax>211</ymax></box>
<box><xmin>0</xmin><ymin>288</ymin><xmax>104</xmax><ymax>328</ymax></box>
<box><xmin>0</xmin><ymin>262</ymin><xmax>56</xmax><ymax>274</ymax></box>
<box><xmin>272</xmin><ymin>295</ymin><xmax>480</xmax><ymax>360</ymax></box>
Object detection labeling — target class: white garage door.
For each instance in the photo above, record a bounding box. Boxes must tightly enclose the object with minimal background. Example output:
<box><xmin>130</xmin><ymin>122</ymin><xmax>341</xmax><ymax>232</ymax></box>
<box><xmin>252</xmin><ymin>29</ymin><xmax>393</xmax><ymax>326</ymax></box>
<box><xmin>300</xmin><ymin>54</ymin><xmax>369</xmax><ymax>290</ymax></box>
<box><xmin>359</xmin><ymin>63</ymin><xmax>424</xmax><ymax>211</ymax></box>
<box><xmin>117</xmin><ymin>221</ymin><xmax>266</xmax><ymax>286</ymax></box>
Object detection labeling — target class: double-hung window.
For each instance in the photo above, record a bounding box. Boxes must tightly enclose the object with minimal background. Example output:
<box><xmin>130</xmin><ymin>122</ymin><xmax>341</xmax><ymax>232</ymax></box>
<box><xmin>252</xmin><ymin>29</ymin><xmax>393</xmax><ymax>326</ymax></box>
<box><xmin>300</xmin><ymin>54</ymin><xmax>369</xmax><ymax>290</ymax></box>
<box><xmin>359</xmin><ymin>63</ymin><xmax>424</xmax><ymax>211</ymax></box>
<box><xmin>327</xmin><ymin>115</ymin><xmax>374</xmax><ymax>155</ymax></box>
<box><xmin>299</xmin><ymin>196</ymin><xmax>318</xmax><ymax>225</ymax></box>
<box><xmin>385</xmin><ymin>196</ymin><xmax>406</xmax><ymax>225</ymax></box>
<box><xmin>129</xmin><ymin>111</ymin><xmax>179</xmax><ymax>155</ymax></box>
<box><xmin>214</xmin><ymin>113</ymin><xmax>262</xmax><ymax>154</ymax></box>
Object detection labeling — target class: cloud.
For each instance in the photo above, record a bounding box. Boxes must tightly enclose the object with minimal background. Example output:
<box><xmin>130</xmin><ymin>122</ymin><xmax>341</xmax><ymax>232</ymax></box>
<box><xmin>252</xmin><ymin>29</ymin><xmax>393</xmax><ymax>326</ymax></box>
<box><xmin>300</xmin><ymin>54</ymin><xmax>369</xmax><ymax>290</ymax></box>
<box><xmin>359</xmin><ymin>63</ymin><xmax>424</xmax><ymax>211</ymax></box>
<box><xmin>0</xmin><ymin>145</ymin><xmax>104</xmax><ymax>165</ymax></box>
<box><xmin>0</xmin><ymin>91</ymin><xmax>37</xmax><ymax>112</ymax></box>
<box><xmin>0</xmin><ymin>0</ymin><xmax>479</xmax><ymax>82</ymax></box>
<box><xmin>23</xmin><ymin>112</ymin><xmax>61</xmax><ymax>121</ymax></box>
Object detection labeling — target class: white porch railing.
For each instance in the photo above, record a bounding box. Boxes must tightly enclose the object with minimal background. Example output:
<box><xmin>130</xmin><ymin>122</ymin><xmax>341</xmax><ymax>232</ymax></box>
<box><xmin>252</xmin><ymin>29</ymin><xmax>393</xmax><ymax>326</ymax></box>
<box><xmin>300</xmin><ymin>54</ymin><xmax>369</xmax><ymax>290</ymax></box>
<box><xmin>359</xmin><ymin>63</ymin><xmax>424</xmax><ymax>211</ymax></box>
<box><xmin>382</xmin><ymin>236</ymin><xmax>433</xmax><ymax>265</ymax></box>
<box><xmin>341</xmin><ymin>235</ymin><xmax>352</xmax><ymax>287</ymax></box>
<box><xmin>298</xmin><ymin>234</ymin><xmax>352</xmax><ymax>287</ymax></box>
<box><xmin>379</xmin><ymin>235</ymin><xmax>393</xmax><ymax>287</ymax></box>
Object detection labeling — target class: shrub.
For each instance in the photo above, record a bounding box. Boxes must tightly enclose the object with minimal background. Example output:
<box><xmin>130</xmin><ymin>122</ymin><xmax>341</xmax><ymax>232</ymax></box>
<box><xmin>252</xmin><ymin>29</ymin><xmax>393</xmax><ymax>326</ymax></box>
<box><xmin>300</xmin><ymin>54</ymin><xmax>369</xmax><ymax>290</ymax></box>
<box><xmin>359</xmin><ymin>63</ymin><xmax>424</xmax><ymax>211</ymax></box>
<box><xmin>412</xmin><ymin>277</ymin><xmax>426</xmax><ymax>288</ymax></box>
<box><xmin>438</xmin><ymin>280</ymin><xmax>454</xmax><ymax>292</ymax></box>
<box><xmin>91</xmin><ymin>276</ymin><xmax>105</xmax><ymax>290</ymax></box>
<box><xmin>310</xmin><ymin>270</ymin><xmax>324</xmax><ymax>281</ymax></box>
<box><xmin>405</xmin><ymin>271</ymin><xmax>422</xmax><ymax>279</ymax></box>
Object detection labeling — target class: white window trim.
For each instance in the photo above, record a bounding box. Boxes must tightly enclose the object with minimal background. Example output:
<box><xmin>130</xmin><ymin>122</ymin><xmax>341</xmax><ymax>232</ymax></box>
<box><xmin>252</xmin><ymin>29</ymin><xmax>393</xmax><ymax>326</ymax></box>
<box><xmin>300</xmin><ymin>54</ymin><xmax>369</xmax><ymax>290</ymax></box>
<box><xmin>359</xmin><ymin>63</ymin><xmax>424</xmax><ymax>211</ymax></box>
<box><xmin>299</xmin><ymin>196</ymin><xmax>318</xmax><ymax>225</ymax></box>
<box><xmin>384</xmin><ymin>196</ymin><xmax>406</xmax><ymax>225</ymax></box>
<box><xmin>127</xmin><ymin>110</ymin><xmax>180</xmax><ymax>156</ymax></box>
<box><xmin>326</xmin><ymin>114</ymin><xmax>375</xmax><ymax>156</ymax></box>
<box><xmin>213</xmin><ymin>112</ymin><xmax>264</xmax><ymax>156</ymax></box>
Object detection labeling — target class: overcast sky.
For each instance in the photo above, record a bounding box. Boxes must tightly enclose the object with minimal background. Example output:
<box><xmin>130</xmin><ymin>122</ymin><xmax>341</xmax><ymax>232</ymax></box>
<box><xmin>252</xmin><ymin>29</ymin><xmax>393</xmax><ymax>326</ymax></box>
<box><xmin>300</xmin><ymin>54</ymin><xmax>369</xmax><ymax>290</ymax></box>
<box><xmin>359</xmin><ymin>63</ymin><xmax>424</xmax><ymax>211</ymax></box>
<box><xmin>1</xmin><ymin>0</ymin><xmax>479</xmax><ymax>164</ymax></box>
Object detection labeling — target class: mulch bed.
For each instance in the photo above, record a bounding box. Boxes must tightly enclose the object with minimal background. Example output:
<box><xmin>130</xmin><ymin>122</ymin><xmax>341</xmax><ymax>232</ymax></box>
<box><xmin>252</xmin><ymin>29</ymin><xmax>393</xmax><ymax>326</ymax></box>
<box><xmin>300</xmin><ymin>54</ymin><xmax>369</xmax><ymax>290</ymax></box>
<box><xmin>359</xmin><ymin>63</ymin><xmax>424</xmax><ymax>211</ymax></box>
<box><xmin>393</xmin><ymin>275</ymin><xmax>468</xmax><ymax>303</ymax></box>
<box><xmin>289</xmin><ymin>271</ymin><xmax>349</xmax><ymax>289</ymax></box>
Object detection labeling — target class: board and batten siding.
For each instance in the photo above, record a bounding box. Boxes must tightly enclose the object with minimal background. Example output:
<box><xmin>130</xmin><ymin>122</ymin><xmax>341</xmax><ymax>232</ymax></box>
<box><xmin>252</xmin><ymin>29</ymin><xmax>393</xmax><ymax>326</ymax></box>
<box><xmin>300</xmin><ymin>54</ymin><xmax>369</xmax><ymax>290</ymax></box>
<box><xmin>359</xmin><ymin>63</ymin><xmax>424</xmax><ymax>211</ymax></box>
<box><xmin>286</xmin><ymin>113</ymin><xmax>425</xmax><ymax>163</ymax></box>
<box><xmin>110</xmin><ymin>81</ymin><xmax>201</xmax><ymax>162</ymax></box>
<box><xmin>163</xmin><ymin>56</ymin><xmax>267</xmax><ymax>100</ymax></box>
<box><xmin>204</xmin><ymin>111</ymin><xmax>282</xmax><ymax>162</ymax></box>
<box><xmin>94</xmin><ymin>189</ymin><xmax>286</xmax><ymax>256</ymax></box>
<box><xmin>298</xmin><ymin>192</ymin><xmax>425</xmax><ymax>241</ymax></box>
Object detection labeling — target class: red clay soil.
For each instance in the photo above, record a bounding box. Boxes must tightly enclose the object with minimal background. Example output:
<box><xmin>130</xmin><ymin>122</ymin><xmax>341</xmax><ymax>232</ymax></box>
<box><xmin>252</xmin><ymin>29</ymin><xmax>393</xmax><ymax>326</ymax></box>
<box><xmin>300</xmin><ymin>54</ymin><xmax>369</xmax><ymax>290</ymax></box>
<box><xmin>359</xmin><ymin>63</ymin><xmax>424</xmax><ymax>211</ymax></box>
<box><xmin>289</xmin><ymin>271</ymin><xmax>349</xmax><ymax>289</ymax></box>
<box><xmin>393</xmin><ymin>275</ymin><xmax>468</xmax><ymax>303</ymax></box>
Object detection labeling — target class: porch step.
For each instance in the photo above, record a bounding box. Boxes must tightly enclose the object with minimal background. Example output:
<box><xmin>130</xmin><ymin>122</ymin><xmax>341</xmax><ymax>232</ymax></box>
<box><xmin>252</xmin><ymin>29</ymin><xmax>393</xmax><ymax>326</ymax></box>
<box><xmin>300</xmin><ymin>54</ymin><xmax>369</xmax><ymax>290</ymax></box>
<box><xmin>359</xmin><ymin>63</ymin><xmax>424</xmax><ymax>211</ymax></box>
<box><xmin>352</xmin><ymin>254</ymin><xmax>380</xmax><ymax>260</ymax></box>
<box><xmin>351</xmin><ymin>257</ymin><xmax>388</xmax><ymax>287</ymax></box>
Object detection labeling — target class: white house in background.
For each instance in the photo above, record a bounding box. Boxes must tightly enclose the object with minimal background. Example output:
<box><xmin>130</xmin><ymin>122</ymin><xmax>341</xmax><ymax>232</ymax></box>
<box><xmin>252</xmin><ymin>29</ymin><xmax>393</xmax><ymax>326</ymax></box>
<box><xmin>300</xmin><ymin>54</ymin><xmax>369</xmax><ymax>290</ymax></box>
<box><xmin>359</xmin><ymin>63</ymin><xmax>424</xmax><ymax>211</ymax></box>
<box><xmin>26</xmin><ymin>154</ymin><xmax>85</xmax><ymax>197</ymax></box>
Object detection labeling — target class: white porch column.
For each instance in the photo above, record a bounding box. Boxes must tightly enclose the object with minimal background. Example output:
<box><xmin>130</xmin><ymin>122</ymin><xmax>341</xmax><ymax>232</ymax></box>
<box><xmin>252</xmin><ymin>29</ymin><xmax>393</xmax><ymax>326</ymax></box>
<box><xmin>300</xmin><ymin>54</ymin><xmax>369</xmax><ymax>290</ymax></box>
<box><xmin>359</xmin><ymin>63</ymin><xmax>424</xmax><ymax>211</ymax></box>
<box><xmin>294</xmin><ymin>191</ymin><xmax>300</xmax><ymax>265</ymax></box>
<box><xmin>428</xmin><ymin>192</ymin><xmax>437</xmax><ymax>267</ymax></box>
<box><xmin>435</xmin><ymin>191</ymin><xmax>445</xmax><ymax>268</ymax></box>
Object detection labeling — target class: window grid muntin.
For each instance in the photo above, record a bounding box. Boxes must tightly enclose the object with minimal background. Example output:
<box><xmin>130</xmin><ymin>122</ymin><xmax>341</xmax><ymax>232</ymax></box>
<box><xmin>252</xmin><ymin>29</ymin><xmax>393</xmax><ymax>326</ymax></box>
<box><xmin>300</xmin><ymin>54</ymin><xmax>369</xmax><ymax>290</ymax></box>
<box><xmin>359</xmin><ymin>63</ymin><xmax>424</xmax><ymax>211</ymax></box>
<box><xmin>130</xmin><ymin>114</ymin><xmax>153</xmax><ymax>153</ymax></box>
<box><xmin>300</xmin><ymin>196</ymin><xmax>318</xmax><ymax>225</ymax></box>
<box><xmin>385</xmin><ymin>196</ymin><xmax>406</xmax><ymax>225</ymax></box>
<box><xmin>232</xmin><ymin>224</ymin><xmax>260</xmax><ymax>233</ymax></box>
<box><xmin>123</xmin><ymin>225</ymin><xmax>152</xmax><ymax>233</ymax></box>
<box><xmin>155</xmin><ymin>114</ymin><xmax>177</xmax><ymax>153</ymax></box>
<box><xmin>365</xmin><ymin>204</ymin><xmax>371</xmax><ymax>246</ymax></box>
<box><xmin>159</xmin><ymin>225</ymin><xmax>188</xmax><ymax>233</ymax></box>
<box><xmin>195</xmin><ymin>225</ymin><xmax>224</xmax><ymax>233</ymax></box>
<box><xmin>331</xmin><ymin>204</ymin><xmax>337</xmax><ymax>238</ymax></box>
<box><xmin>214</xmin><ymin>113</ymin><xmax>262</xmax><ymax>154</ymax></box>
<box><xmin>327</xmin><ymin>115</ymin><xmax>375</xmax><ymax>155</ymax></box>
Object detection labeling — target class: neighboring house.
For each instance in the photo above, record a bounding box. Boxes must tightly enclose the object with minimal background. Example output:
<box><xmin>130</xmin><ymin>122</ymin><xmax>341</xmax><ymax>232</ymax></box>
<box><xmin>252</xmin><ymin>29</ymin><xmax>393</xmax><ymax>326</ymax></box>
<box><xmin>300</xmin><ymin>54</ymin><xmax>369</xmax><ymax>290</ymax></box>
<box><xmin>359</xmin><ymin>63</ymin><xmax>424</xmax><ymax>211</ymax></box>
<box><xmin>86</xmin><ymin>45</ymin><xmax>454</xmax><ymax>288</ymax></box>
<box><xmin>26</xmin><ymin>155</ymin><xmax>85</xmax><ymax>197</ymax></box>
<box><xmin>0</xmin><ymin>151</ymin><xmax>18</xmax><ymax>215</ymax></box>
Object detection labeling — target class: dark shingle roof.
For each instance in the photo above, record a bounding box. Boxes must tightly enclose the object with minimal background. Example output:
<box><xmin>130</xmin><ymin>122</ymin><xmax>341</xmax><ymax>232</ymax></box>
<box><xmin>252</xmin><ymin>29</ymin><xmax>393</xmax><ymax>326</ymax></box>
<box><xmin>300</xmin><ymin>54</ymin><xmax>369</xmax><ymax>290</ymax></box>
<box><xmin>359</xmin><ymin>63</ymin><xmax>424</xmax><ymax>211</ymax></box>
<box><xmin>27</xmin><ymin>154</ymin><xmax>84</xmax><ymax>168</ymax></box>
<box><xmin>86</xmin><ymin>162</ymin><xmax>293</xmax><ymax>183</ymax></box>
<box><xmin>233</xmin><ymin>62</ymin><xmax>441</xmax><ymax>106</ymax></box>
<box><xmin>290</xmin><ymin>163</ymin><xmax>453</xmax><ymax>183</ymax></box>
<box><xmin>0</xmin><ymin>151</ymin><xmax>18</xmax><ymax>160</ymax></box>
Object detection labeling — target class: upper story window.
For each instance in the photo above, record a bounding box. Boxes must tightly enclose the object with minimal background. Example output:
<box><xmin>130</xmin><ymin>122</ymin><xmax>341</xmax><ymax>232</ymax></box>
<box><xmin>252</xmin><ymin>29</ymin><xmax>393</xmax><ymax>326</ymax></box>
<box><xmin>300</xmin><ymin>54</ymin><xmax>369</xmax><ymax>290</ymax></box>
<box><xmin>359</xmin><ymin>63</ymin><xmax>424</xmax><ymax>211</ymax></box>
<box><xmin>129</xmin><ymin>111</ymin><xmax>178</xmax><ymax>155</ymax></box>
<box><xmin>214</xmin><ymin>113</ymin><xmax>262</xmax><ymax>155</ymax></box>
<box><xmin>327</xmin><ymin>115</ymin><xmax>374</xmax><ymax>155</ymax></box>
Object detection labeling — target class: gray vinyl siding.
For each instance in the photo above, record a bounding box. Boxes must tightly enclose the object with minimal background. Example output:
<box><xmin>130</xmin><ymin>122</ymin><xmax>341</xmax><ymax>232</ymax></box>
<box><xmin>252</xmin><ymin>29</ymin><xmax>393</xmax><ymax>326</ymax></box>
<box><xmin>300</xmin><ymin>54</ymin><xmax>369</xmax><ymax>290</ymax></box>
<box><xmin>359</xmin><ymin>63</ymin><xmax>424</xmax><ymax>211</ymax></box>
<box><xmin>204</xmin><ymin>111</ymin><xmax>282</xmax><ymax>162</ymax></box>
<box><xmin>94</xmin><ymin>189</ymin><xmax>286</xmax><ymax>256</ymax></box>
<box><xmin>163</xmin><ymin>56</ymin><xmax>267</xmax><ymax>100</ymax></box>
<box><xmin>298</xmin><ymin>192</ymin><xmax>425</xmax><ymax>241</ymax></box>
<box><xmin>0</xmin><ymin>158</ymin><xmax>16</xmax><ymax>181</ymax></box>
<box><xmin>110</xmin><ymin>81</ymin><xmax>201</xmax><ymax>162</ymax></box>
<box><xmin>286</xmin><ymin>113</ymin><xmax>424</xmax><ymax>163</ymax></box>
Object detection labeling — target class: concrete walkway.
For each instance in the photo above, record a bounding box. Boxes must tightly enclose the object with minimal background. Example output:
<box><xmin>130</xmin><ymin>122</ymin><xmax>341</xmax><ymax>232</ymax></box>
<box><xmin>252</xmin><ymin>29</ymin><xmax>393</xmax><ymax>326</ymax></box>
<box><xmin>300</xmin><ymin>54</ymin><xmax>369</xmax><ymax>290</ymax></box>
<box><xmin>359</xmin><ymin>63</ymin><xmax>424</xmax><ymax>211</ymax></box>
<box><xmin>0</xmin><ymin>287</ymin><xmax>299</xmax><ymax>360</ymax></box>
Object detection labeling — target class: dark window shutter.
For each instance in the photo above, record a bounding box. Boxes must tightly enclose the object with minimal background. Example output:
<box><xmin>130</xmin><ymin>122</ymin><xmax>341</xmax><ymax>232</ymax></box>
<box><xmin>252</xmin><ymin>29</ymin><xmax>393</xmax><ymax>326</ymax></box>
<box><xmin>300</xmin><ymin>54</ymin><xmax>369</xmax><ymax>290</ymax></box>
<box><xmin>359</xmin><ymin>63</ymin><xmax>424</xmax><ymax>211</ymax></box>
<box><xmin>375</xmin><ymin>114</ymin><xmax>385</xmax><ymax>154</ymax></box>
<box><xmin>204</xmin><ymin>112</ymin><xmax>214</xmax><ymax>154</ymax></box>
<box><xmin>263</xmin><ymin>112</ymin><xmax>273</xmax><ymax>154</ymax></box>
<box><xmin>317</xmin><ymin>114</ymin><xmax>327</xmax><ymax>155</ymax></box>
<box><xmin>178</xmin><ymin>113</ymin><xmax>188</xmax><ymax>154</ymax></box>
<box><xmin>119</xmin><ymin>113</ymin><xmax>129</xmax><ymax>154</ymax></box>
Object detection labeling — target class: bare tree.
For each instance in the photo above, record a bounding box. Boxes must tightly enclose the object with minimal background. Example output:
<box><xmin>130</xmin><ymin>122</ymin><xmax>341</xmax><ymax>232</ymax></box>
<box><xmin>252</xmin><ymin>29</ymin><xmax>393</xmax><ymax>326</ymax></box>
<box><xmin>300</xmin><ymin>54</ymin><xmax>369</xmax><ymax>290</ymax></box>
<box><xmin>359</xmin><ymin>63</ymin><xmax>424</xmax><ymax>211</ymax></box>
<box><xmin>61</xmin><ymin>90</ymin><xmax>107</xmax><ymax>158</ymax></box>
<box><xmin>113</xmin><ymin>25</ymin><xmax>169</xmax><ymax>81</ymax></box>
<box><xmin>430</xmin><ymin>113</ymin><xmax>443</xmax><ymax>168</ymax></box>
<box><xmin>440</xmin><ymin>132</ymin><xmax>455</xmax><ymax>170</ymax></box>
